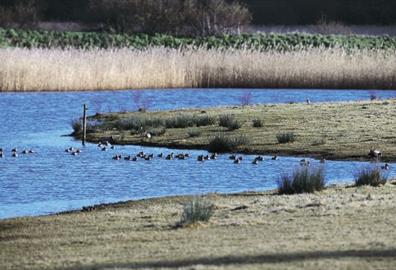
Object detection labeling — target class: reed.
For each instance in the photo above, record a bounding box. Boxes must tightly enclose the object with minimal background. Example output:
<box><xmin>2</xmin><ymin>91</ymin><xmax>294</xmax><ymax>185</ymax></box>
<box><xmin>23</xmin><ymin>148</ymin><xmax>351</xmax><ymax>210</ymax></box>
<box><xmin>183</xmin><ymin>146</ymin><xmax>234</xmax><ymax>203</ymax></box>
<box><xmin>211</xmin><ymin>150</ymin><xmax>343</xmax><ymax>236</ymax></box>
<box><xmin>0</xmin><ymin>46</ymin><xmax>395</xmax><ymax>91</ymax></box>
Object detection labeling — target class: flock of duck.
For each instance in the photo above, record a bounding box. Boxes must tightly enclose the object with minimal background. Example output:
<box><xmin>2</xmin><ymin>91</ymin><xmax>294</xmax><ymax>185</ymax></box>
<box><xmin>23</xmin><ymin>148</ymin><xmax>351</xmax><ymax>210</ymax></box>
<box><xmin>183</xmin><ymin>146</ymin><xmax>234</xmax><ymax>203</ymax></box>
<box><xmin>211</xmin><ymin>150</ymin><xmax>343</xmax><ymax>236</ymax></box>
<box><xmin>0</xmin><ymin>148</ymin><xmax>35</xmax><ymax>158</ymax></box>
<box><xmin>1</xmin><ymin>144</ymin><xmax>391</xmax><ymax>170</ymax></box>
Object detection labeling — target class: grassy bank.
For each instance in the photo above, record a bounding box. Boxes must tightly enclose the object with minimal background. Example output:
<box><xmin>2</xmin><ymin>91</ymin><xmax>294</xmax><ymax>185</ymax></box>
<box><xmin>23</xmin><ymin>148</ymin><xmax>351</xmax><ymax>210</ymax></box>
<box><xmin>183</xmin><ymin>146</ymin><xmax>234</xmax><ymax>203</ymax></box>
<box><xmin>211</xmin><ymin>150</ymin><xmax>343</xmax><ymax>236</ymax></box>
<box><xmin>2</xmin><ymin>28</ymin><xmax>396</xmax><ymax>50</ymax></box>
<box><xmin>1</xmin><ymin>47</ymin><xmax>396</xmax><ymax>91</ymax></box>
<box><xmin>82</xmin><ymin>100</ymin><xmax>396</xmax><ymax>161</ymax></box>
<box><xmin>1</xmin><ymin>183</ymin><xmax>396</xmax><ymax>270</ymax></box>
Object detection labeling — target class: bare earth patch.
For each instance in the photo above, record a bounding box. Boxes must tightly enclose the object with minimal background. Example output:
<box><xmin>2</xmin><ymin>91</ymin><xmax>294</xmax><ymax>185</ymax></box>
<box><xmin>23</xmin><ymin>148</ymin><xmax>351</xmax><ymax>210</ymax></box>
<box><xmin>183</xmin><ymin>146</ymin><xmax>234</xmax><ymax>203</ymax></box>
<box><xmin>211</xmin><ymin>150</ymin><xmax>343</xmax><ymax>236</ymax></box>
<box><xmin>1</xmin><ymin>183</ymin><xmax>396</xmax><ymax>270</ymax></box>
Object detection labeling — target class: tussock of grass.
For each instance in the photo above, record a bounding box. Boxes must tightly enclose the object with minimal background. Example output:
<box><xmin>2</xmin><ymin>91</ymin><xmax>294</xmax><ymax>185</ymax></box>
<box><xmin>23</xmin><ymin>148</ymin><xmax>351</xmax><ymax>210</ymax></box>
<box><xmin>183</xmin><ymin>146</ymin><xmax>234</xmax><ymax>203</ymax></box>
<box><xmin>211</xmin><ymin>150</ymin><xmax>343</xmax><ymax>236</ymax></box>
<box><xmin>278</xmin><ymin>166</ymin><xmax>326</xmax><ymax>195</ymax></box>
<box><xmin>355</xmin><ymin>167</ymin><xmax>388</xmax><ymax>187</ymax></box>
<box><xmin>1</xmin><ymin>47</ymin><xmax>396</xmax><ymax>91</ymax></box>
<box><xmin>219</xmin><ymin>114</ymin><xmax>242</xmax><ymax>131</ymax></box>
<box><xmin>208</xmin><ymin>133</ymin><xmax>249</xmax><ymax>153</ymax></box>
<box><xmin>180</xmin><ymin>197</ymin><xmax>214</xmax><ymax>226</ymax></box>
<box><xmin>188</xmin><ymin>128</ymin><xmax>202</xmax><ymax>138</ymax></box>
<box><xmin>277</xmin><ymin>132</ymin><xmax>296</xmax><ymax>144</ymax></box>
<box><xmin>252</xmin><ymin>118</ymin><xmax>264</xmax><ymax>128</ymax></box>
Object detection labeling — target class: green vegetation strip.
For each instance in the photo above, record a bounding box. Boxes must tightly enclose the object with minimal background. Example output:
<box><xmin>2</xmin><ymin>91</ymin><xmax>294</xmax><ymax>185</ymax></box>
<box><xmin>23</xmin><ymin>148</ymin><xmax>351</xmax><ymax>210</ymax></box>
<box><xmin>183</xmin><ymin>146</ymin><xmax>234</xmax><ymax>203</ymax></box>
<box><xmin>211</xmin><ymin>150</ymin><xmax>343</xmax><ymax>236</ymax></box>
<box><xmin>81</xmin><ymin>100</ymin><xmax>396</xmax><ymax>161</ymax></box>
<box><xmin>1</xmin><ymin>28</ymin><xmax>396</xmax><ymax>50</ymax></box>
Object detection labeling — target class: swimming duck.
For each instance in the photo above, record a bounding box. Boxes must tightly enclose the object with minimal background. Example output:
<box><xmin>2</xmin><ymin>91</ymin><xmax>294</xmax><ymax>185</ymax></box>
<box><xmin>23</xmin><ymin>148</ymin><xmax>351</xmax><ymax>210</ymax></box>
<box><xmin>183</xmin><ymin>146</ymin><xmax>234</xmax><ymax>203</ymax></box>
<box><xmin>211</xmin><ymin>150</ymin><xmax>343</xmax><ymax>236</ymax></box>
<box><xmin>71</xmin><ymin>151</ymin><xmax>79</xmax><ymax>156</ymax></box>
<box><xmin>165</xmin><ymin>153</ymin><xmax>174</xmax><ymax>160</ymax></box>
<box><xmin>12</xmin><ymin>152</ymin><xmax>18</xmax><ymax>157</ymax></box>
<box><xmin>238</xmin><ymin>156</ymin><xmax>243</xmax><ymax>161</ymax></box>
<box><xmin>101</xmin><ymin>147</ymin><xmax>107</xmax><ymax>151</ymax></box>
<box><xmin>252</xmin><ymin>159</ymin><xmax>259</xmax><ymax>165</ymax></box>
<box><xmin>272</xmin><ymin>155</ymin><xmax>278</xmax><ymax>160</ymax></box>
<box><xmin>0</xmin><ymin>152</ymin><xmax>3</xmax><ymax>158</ymax></box>
<box><xmin>381</xmin><ymin>163</ymin><xmax>390</xmax><ymax>170</ymax></box>
<box><xmin>229</xmin><ymin>154</ymin><xmax>236</xmax><ymax>160</ymax></box>
<box><xmin>28</xmin><ymin>149</ymin><xmax>35</xmax><ymax>154</ymax></box>
<box><xmin>210</xmin><ymin>153</ymin><xmax>218</xmax><ymax>160</ymax></box>
<box><xmin>113</xmin><ymin>155</ymin><xmax>122</xmax><ymax>160</ymax></box>
<box><xmin>300</xmin><ymin>159</ymin><xmax>310</xmax><ymax>166</ymax></box>
<box><xmin>320</xmin><ymin>157</ymin><xmax>326</xmax><ymax>164</ymax></box>
<box><xmin>234</xmin><ymin>159</ymin><xmax>241</xmax><ymax>164</ymax></box>
<box><xmin>22</xmin><ymin>150</ymin><xmax>29</xmax><ymax>154</ymax></box>
<box><xmin>124</xmin><ymin>155</ymin><xmax>132</xmax><ymax>161</ymax></box>
<box><xmin>11</xmin><ymin>148</ymin><xmax>17</xmax><ymax>153</ymax></box>
<box><xmin>255</xmin><ymin>156</ymin><xmax>263</xmax><ymax>161</ymax></box>
<box><xmin>157</xmin><ymin>153</ymin><xmax>163</xmax><ymax>158</ymax></box>
<box><xmin>197</xmin><ymin>155</ymin><xmax>204</xmax><ymax>161</ymax></box>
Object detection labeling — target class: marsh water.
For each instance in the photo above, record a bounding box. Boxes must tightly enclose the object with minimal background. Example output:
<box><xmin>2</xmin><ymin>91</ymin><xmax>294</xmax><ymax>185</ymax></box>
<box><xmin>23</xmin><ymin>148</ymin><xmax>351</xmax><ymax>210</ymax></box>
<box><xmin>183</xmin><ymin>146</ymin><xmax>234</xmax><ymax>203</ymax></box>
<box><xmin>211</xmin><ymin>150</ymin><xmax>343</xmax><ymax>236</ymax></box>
<box><xmin>1</xmin><ymin>89</ymin><xmax>396</xmax><ymax>219</ymax></box>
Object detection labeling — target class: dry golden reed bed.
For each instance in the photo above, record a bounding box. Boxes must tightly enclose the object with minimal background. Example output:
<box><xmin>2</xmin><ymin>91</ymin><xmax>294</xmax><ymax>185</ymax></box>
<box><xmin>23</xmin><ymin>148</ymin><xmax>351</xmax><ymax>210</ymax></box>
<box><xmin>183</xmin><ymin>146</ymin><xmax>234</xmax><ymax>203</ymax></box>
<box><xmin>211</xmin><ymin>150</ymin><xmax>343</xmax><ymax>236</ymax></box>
<box><xmin>0</xmin><ymin>47</ymin><xmax>396</xmax><ymax>91</ymax></box>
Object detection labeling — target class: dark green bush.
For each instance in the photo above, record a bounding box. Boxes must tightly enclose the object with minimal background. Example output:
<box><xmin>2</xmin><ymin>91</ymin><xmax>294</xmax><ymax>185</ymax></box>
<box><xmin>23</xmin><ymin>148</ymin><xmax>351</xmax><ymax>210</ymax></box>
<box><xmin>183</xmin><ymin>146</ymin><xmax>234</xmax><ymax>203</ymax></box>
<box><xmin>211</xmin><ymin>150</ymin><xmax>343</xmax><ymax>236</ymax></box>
<box><xmin>276</xmin><ymin>132</ymin><xmax>296</xmax><ymax>144</ymax></box>
<box><xmin>180</xmin><ymin>197</ymin><xmax>214</xmax><ymax>226</ymax></box>
<box><xmin>219</xmin><ymin>114</ymin><xmax>242</xmax><ymax>131</ymax></box>
<box><xmin>252</xmin><ymin>118</ymin><xmax>264</xmax><ymax>128</ymax></box>
<box><xmin>278</xmin><ymin>166</ymin><xmax>326</xmax><ymax>194</ymax></box>
<box><xmin>165</xmin><ymin>115</ymin><xmax>196</xmax><ymax>129</ymax></box>
<box><xmin>208</xmin><ymin>133</ymin><xmax>249</xmax><ymax>153</ymax></box>
<box><xmin>355</xmin><ymin>167</ymin><xmax>387</xmax><ymax>187</ymax></box>
<box><xmin>194</xmin><ymin>115</ymin><xmax>216</xmax><ymax>127</ymax></box>
<box><xmin>188</xmin><ymin>128</ymin><xmax>202</xmax><ymax>138</ymax></box>
<box><xmin>147</xmin><ymin>127</ymin><xmax>166</xmax><ymax>136</ymax></box>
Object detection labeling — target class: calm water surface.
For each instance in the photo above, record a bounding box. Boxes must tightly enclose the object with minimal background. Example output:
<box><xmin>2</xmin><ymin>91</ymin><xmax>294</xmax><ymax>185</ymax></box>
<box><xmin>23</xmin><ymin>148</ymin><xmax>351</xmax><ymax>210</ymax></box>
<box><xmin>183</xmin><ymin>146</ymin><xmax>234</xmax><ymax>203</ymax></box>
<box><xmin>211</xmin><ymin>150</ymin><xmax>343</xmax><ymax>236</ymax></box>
<box><xmin>1</xmin><ymin>89</ymin><xmax>395</xmax><ymax>219</ymax></box>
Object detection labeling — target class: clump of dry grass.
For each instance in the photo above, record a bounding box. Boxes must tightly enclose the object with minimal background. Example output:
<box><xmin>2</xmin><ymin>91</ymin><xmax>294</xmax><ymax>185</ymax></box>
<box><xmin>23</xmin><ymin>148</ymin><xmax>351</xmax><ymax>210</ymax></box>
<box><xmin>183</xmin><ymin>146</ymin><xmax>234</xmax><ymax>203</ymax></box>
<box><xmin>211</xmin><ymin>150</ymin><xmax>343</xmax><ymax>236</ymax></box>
<box><xmin>0</xmin><ymin>47</ymin><xmax>395</xmax><ymax>91</ymax></box>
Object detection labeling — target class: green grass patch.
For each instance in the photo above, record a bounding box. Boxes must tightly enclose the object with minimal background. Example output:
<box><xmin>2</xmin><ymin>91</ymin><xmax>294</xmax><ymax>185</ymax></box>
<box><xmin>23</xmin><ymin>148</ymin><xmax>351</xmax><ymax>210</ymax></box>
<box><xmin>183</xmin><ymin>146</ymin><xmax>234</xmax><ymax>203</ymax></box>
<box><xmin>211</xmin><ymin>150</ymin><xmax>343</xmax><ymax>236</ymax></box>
<box><xmin>278</xmin><ymin>166</ymin><xmax>326</xmax><ymax>195</ymax></box>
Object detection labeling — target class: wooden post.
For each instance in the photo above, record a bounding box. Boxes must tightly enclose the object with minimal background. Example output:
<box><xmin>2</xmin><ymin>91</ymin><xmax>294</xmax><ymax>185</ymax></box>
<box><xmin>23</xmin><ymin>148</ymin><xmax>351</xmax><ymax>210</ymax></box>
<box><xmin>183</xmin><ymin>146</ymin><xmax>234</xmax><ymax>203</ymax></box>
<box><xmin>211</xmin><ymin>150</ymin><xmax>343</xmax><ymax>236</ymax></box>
<box><xmin>82</xmin><ymin>104</ymin><xmax>88</xmax><ymax>146</ymax></box>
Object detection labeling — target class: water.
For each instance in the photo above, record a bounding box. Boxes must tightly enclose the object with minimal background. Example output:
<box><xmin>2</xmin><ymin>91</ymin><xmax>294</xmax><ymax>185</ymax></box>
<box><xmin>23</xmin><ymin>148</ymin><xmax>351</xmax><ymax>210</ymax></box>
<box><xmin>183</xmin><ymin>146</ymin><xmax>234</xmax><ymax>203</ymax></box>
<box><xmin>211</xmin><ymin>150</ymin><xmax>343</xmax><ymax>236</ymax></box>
<box><xmin>1</xmin><ymin>88</ymin><xmax>395</xmax><ymax>219</ymax></box>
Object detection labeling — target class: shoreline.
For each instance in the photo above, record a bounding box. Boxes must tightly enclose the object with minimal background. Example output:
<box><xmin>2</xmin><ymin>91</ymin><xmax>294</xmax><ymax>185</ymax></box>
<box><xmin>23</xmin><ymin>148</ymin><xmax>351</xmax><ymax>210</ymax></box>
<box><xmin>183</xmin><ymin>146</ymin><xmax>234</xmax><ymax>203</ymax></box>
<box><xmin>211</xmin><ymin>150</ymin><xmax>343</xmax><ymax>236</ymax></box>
<box><xmin>81</xmin><ymin>100</ymin><xmax>396</xmax><ymax>162</ymax></box>
<box><xmin>2</xmin><ymin>181</ymin><xmax>396</xmax><ymax>269</ymax></box>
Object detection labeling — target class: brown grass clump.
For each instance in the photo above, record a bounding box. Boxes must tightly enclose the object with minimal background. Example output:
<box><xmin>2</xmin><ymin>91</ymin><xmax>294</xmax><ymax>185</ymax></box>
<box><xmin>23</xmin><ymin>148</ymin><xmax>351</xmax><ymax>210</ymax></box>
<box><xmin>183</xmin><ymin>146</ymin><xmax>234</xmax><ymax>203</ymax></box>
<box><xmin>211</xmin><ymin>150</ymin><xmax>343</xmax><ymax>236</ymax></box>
<box><xmin>0</xmin><ymin>47</ymin><xmax>396</xmax><ymax>91</ymax></box>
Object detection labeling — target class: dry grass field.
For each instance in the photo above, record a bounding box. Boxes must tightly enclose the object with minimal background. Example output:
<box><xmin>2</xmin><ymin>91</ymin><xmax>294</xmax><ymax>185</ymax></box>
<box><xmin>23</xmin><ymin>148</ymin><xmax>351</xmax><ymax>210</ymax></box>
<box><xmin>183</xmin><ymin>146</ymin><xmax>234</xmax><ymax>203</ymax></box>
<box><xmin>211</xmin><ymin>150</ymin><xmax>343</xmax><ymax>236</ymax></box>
<box><xmin>1</xmin><ymin>182</ymin><xmax>396</xmax><ymax>270</ymax></box>
<box><xmin>1</xmin><ymin>47</ymin><xmax>396</xmax><ymax>91</ymax></box>
<box><xmin>85</xmin><ymin>99</ymin><xmax>396</xmax><ymax>161</ymax></box>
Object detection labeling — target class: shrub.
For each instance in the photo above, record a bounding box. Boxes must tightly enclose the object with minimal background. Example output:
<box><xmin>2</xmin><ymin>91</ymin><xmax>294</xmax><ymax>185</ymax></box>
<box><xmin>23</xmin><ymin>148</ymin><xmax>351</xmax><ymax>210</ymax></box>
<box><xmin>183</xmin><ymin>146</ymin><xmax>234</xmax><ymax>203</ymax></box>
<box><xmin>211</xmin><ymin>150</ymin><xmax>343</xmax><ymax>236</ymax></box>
<box><xmin>219</xmin><ymin>114</ymin><xmax>242</xmax><ymax>131</ymax></box>
<box><xmin>147</xmin><ymin>127</ymin><xmax>166</xmax><ymax>136</ymax></box>
<box><xmin>71</xmin><ymin>119</ymin><xmax>82</xmax><ymax>135</ymax></box>
<box><xmin>278</xmin><ymin>166</ymin><xmax>326</xmax><ymax>195</ymax></box>
<box><xmin>208</xmin><ymin>133</ymin><xmax>249</xmax><ymax>153</ymax></box>
<box><xmin>194</xmin><ymin>115</ymin><xmax>216</xmax><ymax>127</ymax></box>
<box><xmin>188</xmin><ymin>128</ymin><xmax>202</xmax><ymax>138</ymax></box>
<box><xmin>165</xmin><ymin>115</ymin><xmax>196</xmax><ymax>129</ymax></box>
<box><xmin>114</xmin><ymin>116</ymin><xmax>164</xmax><ymax>131</ymax></box>
<box><xmin>355</xmin><ymin>167</ymin><xmax>387</xmax><ymax>187</ymax></box>
<box><xmin>180</xmin><ymin>197</ymin><xmax>214</xmax><ymax>226</ymax></box>
<box><xmin>252</xmin><ymin>118</ymin><xmax>264</xmax><ymax>128</ymax></box>
<box><xmin>276</xmin><ymin>132</ymin><xmax>296</xmax><ymax>144</ymax></box>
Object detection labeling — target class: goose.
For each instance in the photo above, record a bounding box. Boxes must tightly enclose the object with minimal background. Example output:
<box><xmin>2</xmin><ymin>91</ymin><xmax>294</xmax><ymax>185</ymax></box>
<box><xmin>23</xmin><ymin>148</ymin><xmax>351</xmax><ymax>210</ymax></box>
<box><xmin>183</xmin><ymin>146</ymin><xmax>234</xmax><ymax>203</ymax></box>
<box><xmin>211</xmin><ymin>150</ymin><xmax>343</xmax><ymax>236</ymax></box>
<box><xmin>272</xmin><ymin>155</ymin><xmax>278</xmax><ymax>160</ymax></box>
<box><xmin>210</xmin><ymin>153</ymin><xmax>218</xmax><ymax>160</ymax></box>
<box><xmin>229</xmin><ymin>154</ymin><xmax>236</xmax><ymax>160</ymax></box>
<box><xmin>368</xmin><ymin>149</ymin><xmax>382</xmax><ymax>160</ymax></box>
<box><xmin>300</xmin><ymin>159</ymin><xmax>310</xmax><ymax>166</ymax></box>
<box><xmin>381</xmin><ymin>163</ymin><xmax>390</xmax><ymax>170</ymax></box>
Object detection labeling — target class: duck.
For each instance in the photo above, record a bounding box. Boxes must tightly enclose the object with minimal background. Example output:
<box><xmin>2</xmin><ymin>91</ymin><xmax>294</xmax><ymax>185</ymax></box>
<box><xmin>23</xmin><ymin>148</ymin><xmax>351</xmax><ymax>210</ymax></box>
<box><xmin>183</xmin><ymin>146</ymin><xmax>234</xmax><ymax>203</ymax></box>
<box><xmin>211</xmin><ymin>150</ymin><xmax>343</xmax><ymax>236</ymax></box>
<box><xmin>157</xmin><ymin>153</ymin><xmax>163</xmax><ymax>158</ymax></box>
<box><xmin>165</xmin><ymin>153</ymin><xmax>174</xmax><ymax>160</ymax></box>
<box><xmin>238</xmin><ymin>156</ymin><xmax>243</xmax><ymax>161</ymax></box>
<box><xmin>210</xmin><ymin>153</ymin><xmax>218</xmax><ymax>160</ymax></box>
<box><xmin>71</xmin><ymin>151</ymin><xmax>79</xmax><ymax>156</ymax></box>
<box><xmin>131</xmin><ymin>156</ymin><xmax>138</xmax><ymax>162</ymax></box>
<box><xmin>234</xmin><ymin>159</ymin><xmax>241</xmax><ymax>164</ymax></box>
<box><xmin>101</xmin><ymin>147</ymin><xmax>107</xmax><ymax>151</ymax></box>
<box><xmin>272</xmin><ymin>155</ymin><xmax>278</xmax><ymax>160</ymax></box>
<box><xmin>176</xmin><ymin>154</ymin><xmax>185</xmax><ymax>160</ymax></box>
<box><xmin>320</xmin><ymin>157</ymin><xmax>326</xmax><ymax>164</ymax></box>
<box><xmin>184</xmin><ymin>153</ymin><xmax>190</xmax><ymax>158</ymax></box>
<box><xmin>255</xmin><ymin>156</ymin><xmax>263</xmax><ymax>161</ymax></box>
<box><xmin>197</xmin><ymin>155</ymin><xmax>204</xmax><ymax>162</ymax></box>
<box><xmin>300</xmin><ymin>159</ymin><xmax>310</xmax><ymax>166</ymax></box>
<box><xmin>204</xmin><ymin>155</ymin><xmax>210</xmax><ymax>161</ymax></box>
<box><xmin>381</xmin><ymin>163</ymin><xmax>390</xmax><ymax>170</ymax></box>
<box><xmin>306</xmin><ymin>98</ymin><xmax>311</xmax><ymax>105</ymax></box>
<box><xmin>110</xmin><ymin>145</ymin><xmax>115</xmax><ymax>150</ymax></box>
<box><xmin>0</xmin><ymin>152</ymin><xmax>3</xmax><ymax>158</ymax></box>
<box><xmin>28</xmin><ymin>149</ymin><xmax>35</xmax><ymax>154</ymax></box>
<box><xmin>76</xmin><ymin>149</ymin><xmax>81</xmax><ymax>154</ymax></box>
<box><xmin>124</xmin><ymin>155</ymin><xmax>132</xmax><ymax>161</ymax></box>
<box><xmin>12</xmin><ymin>152</ymin><xmax>18</xmax><ymax>157</ymax></box>
<box><xmin>229</xmin><ymin>154</ymin><xmax>236</xmax><ymax>160</ymax></box>
<box><xmin>11</xmin><ymin>148</ymin><xmax>17</xmax><ymax>153</ymax></box>
<box><xmin>368</xmin><ymin>148</ymin><xmax>382</xmax><ymax>160</ymax></box>
<box><xmin>112</xmin><ymin>155</ymin><xmax>122</xmax><ymax>160</ymax></box>
<box><xmin>22</xmin><ymin>150</ymin><xmax>29</xmax><ymax>154</ymax></box>
<box><xmin>252</xmin><ymin>159</ymin><xmax>259</xmax><ymax>165</ymax></box>
<box><xmin>65</xmin><ymin>147</ymin><xmax>75</xmax><ymax>153</ymax></box>
<box><xmin>144</xmin><ymin>156</ymin><xmax>152</xmax><ymax>161</ymax></box>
